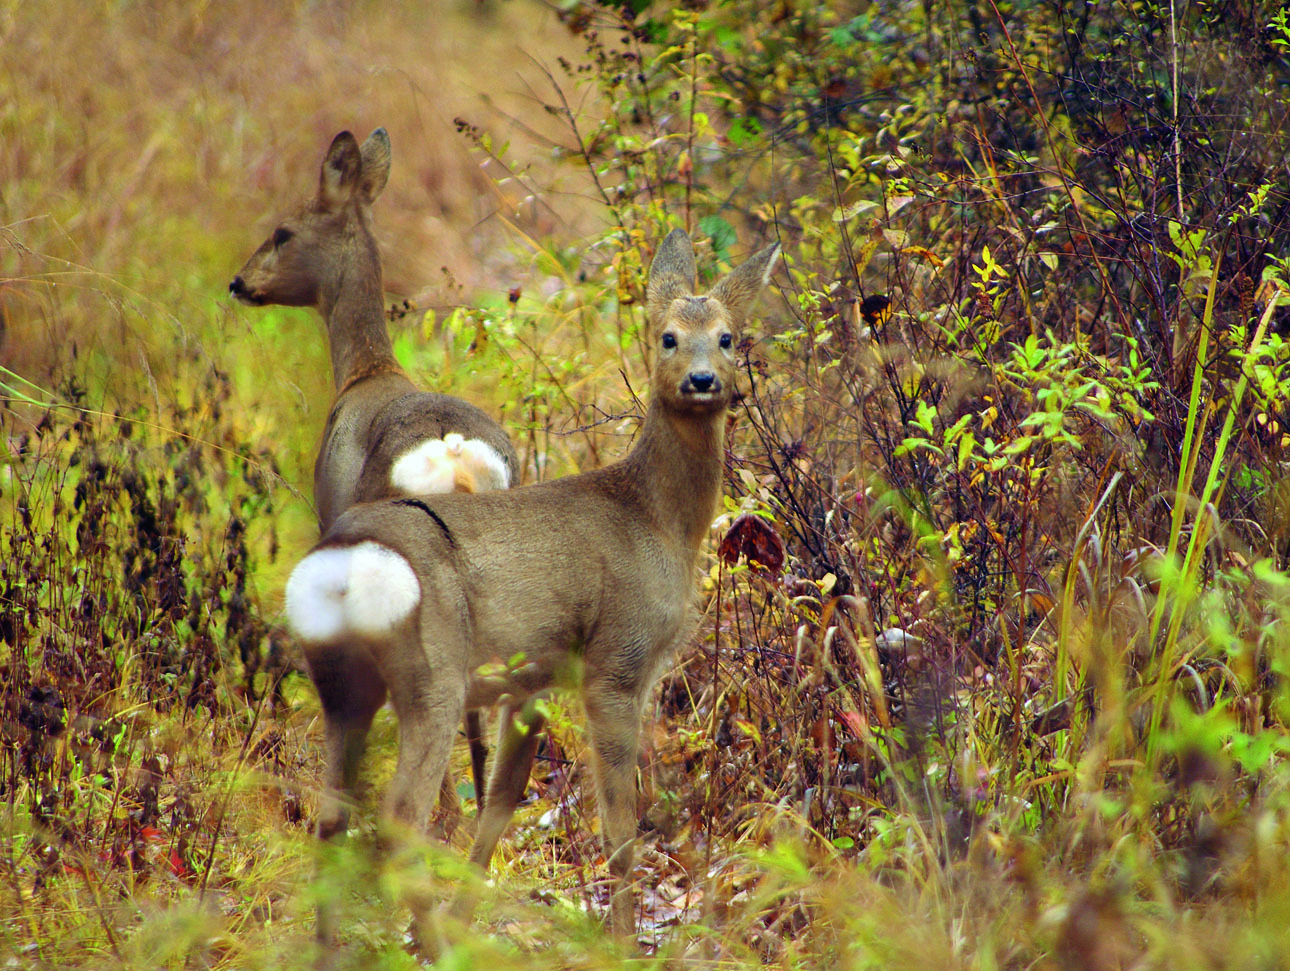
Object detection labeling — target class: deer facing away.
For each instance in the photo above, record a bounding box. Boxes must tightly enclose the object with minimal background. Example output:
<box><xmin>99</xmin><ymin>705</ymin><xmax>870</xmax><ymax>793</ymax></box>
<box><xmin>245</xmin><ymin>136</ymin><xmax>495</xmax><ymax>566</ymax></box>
<box><xmin>228</xmin><ymin>128</ymin><xmax>519</xmax><ymax>525</ymax></box>
<box><xmin>283</xmin><ymin>228</ymin><xmax>779</xmax><ymax>935</ymax></box>
<box><xmin>228</xmin><ymin>128</ymin><xmax>512</xmax><ymax>820</ymax></box>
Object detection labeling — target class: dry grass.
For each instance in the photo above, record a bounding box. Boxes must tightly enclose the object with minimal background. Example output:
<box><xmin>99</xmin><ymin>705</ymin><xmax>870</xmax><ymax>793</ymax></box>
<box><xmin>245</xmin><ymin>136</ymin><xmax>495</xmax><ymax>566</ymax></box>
<box><xmin>2</xmin><ymin>0</ymin><xmax>590</xmax><ymax>394</ymax></box>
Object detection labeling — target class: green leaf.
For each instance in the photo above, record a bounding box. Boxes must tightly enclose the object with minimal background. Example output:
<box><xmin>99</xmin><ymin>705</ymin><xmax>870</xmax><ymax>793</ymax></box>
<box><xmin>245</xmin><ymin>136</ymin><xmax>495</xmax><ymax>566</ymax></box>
<box><xmin>893</xmin><ymin>437</ymin><xmax>944</xmax><ymax>458</ymax></box>
<box><xmin>957</xmin><ymin>431</ymin><xmax>976</xmax><ymax>471</ymax></box>
<box><xmin>729</xmin><ymin>116</ymin><xmax>763</xmax><ymax>147</ymax></box>
<box><xmin>699</xmin><ymin>215</ymin><xmax>738</xmax><ymax>262</ymax></box>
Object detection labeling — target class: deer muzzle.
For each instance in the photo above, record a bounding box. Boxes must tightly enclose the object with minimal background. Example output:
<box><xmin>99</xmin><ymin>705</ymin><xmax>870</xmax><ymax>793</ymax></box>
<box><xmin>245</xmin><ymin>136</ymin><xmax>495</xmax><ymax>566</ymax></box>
<box><xmin>682</xmin><ymin>371</ymin><xmax>719</xmax><ymax>395</ymax></box>
<box><xmin>227</xmin><ymin>276</ymin><xmax>262</xmax><ymax>306</ymax></box>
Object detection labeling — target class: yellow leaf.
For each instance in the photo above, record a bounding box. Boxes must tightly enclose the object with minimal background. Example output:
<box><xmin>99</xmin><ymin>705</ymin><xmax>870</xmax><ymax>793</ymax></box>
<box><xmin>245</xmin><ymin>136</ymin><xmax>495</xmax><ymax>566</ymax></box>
<box><xmin>853</xmin><ymin>234</ymin><xmax>881</xmax><ymax>274</ymax></box>
<box><xmin>902</xmin><ymin>245</ymin><xmax>944</xmax><ymax>268</ymax></box>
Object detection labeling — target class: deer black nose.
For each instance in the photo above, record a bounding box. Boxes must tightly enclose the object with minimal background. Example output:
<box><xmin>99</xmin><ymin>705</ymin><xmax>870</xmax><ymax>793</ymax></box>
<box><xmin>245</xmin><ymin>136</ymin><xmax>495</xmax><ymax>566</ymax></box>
<box><xmin>688</xmin><ymin>371</ymin><xmax>716</xmax><ymax>393</ymax></box>
<box><xmin>228</xmin><ymin>276</ymin><xmax>246</xmax><ymax>297</ymax></box>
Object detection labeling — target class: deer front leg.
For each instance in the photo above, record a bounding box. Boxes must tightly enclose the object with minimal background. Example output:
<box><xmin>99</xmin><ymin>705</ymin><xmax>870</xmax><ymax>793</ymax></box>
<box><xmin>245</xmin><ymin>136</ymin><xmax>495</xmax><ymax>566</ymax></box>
<box><xmin>585</xmin><ymin>681</ymin><xmax>645</xmax><ymax>937</ymax></box>
<box><xmin>468</xmin><ymin>697</ymin><xmax>546</xmax><ymax>868</ymax></box>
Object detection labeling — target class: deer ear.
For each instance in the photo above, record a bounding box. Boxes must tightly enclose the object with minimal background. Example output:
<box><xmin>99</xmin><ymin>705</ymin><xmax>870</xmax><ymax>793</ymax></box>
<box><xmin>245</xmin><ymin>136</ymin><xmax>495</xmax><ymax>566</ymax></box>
<box><xmin>646</xmin><ymin>229</ymin><xmax>698</xmax><ymax>329</ymax></box>
<box><xmin>319</xmin><ymin>131</ymin><xmax>362</xmax><ymax>210</ymax></box>
<box><xmin>709</xmin><ymin>241</ymin><xmax>780</xmax><ymax>322</ymax></box>
<box><xmin>358</xmin><ymin>128</ymin><xmax>391</xmax><ymax>204</ymax></box>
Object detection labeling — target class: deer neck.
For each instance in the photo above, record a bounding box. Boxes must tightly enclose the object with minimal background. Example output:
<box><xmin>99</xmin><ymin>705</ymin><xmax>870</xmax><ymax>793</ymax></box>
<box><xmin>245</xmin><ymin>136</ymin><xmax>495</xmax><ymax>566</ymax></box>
<box><xmin>626</xmin><ymin>396</ymin><xmax>727</xmax><ymax>553</ymax></box>
<box><xmin>320</xmin><ymin>242</ymin><xmax>402</xmax><ymax>393</ymax></box>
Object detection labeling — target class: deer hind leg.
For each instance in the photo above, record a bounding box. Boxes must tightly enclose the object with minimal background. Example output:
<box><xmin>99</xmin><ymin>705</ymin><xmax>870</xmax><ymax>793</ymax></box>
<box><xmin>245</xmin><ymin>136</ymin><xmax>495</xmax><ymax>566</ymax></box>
<box><xmin>306</xmin><ymin>643</ymin><xmax>388</xmax><ymax>947</ymax></box>
<box><xmin>467</xmin><ymin>697</ymin><xmax>546</xmax><ymax>869</ymax></box>
<box><xmin>428</xmin><ymin>710</ymin><xmax>487</xmax><ymax>845</ymax></box>
<box><xmin>584</xmin><ymin>680</ymin><xmax>646</xmax><ymax>936</ymax></box>
<box><xmin>381</xmin><ymin>629</ymin><xmax>467</xmax><ymax>836</ymax></box>
<box><xmin>308</xmin><ymin>643</ymin><xmax>388</xmax><ymax>843</ymax></box>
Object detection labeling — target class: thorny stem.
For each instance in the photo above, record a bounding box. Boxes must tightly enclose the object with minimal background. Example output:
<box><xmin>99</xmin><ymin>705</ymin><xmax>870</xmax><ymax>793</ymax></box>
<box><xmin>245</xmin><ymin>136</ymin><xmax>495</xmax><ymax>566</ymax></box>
<box><xmin>705</xmin><ymin>555</ymin><xmax>722</xmax><ymax>911</ymax></box>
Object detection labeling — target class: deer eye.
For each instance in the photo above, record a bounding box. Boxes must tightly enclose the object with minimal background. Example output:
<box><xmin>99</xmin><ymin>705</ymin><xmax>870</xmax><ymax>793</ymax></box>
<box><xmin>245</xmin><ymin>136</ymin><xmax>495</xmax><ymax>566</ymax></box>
<box><xmin>272</xmin><ymin>227</ymin><xmax>294</xmax><ymax>248</ymax></box>
<box><xmin>661</xmin><ymin>332</ymin><xmax>677</xmax><ymax>350</ymax></box>
<box><xmin>719</xmin><ymin>333</ymin><xmax>733</xmax><ymax>350</ymax></box>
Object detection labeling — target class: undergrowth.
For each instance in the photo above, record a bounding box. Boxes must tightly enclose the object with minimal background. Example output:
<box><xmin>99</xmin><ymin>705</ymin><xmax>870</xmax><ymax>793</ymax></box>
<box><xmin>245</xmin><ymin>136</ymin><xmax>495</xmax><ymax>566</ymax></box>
<box><xmin>7</xmin><ymin>0</ymin><xmax>1290</xmax><ymax>967</ymax></box>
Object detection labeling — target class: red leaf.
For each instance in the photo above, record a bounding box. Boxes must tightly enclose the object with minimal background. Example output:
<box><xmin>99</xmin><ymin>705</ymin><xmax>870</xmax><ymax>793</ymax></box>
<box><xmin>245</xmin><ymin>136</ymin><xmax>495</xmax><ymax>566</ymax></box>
<box><xmin>168</xmin><ymin>849</ymin><xmax>188</xmax><ymax>877</ymax></box>
<box><xmin>719</xmin><ymin>513</ymin><xmax>785</xmax><ymax>575</ymax></box>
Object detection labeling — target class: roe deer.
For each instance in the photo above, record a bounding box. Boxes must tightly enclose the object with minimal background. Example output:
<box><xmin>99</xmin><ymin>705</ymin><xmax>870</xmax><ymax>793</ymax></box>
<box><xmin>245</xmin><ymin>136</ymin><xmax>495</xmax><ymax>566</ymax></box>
<box><xmin>283</xmin><ymin>228</ymin><xmax>779</xmax><ymax>935</ymax></box>
<box><xmin>228</xmin><ymin>128</ymin><xmax>511</xmax><ymax>823</ymax></box>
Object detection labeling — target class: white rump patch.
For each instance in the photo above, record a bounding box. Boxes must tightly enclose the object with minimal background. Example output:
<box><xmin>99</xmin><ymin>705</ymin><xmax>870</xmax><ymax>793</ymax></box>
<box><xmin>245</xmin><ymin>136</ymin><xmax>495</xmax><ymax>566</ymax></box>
<box><xmin>390</xmin><ymin>438</ymin><xmax>457</xmax><ymax>495</ymax></box>
<box><xmin>344</xmin><ymin>542</ymin><xmax>420</xmax><ymax>636</ymax></box>
<box><xmin>390</xmin><ymin>433</ymin><xmax>511</xmax><ymax>495</ymax></box>
<box><xmin>285</xmin><ymin>541</ymin><xmax>420</xmax><ymax>642</ymax></box>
